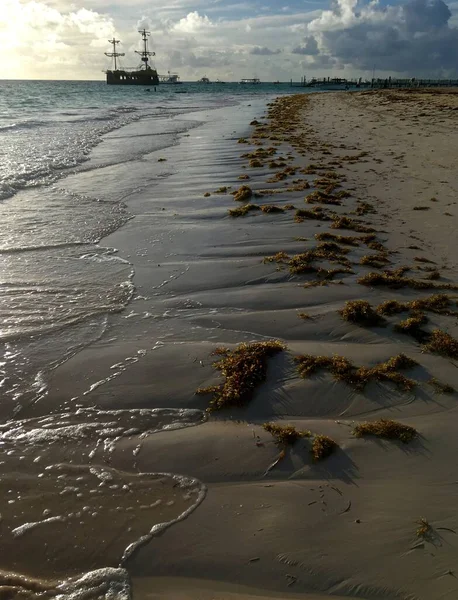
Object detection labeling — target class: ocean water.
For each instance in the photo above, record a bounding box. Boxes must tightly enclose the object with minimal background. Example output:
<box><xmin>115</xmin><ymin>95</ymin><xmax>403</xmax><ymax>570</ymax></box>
<box><xmin>0</xmin><ymin>79</ymin><xmax>306</xmax><ymax>412</ymax></box>
<box><xmin>0</xmin><ymin>79</ymin><xmax>309</xmax><ymax>598</ymax></box>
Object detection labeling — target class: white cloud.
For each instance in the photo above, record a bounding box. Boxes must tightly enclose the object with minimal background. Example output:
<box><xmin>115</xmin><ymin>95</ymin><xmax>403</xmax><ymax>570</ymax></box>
<box><xmin>2</xmin><ymin>0</ymin><xmax>458</xmax><ymax>80</ymax></box>
<box><xmin>0</xmin><ymin>0</ymin><xmax>117</xmax><ymax>77</ymax></box>
<box><xmin>173</xmin><ymin>11</ymin><xmax>214</xmax><ymax>32</ymax></box>
<box><xmin>305</xmin><ymin>0</ymin><xmax>458</xmax><ymax>76</ymax></box>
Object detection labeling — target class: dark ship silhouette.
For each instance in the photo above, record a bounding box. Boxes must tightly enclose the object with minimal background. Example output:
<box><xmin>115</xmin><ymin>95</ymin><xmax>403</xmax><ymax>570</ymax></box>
<box><xmin>105</xmin><ymin>29</ymin><xmax>159</xmax><ymax>86</ymax></box>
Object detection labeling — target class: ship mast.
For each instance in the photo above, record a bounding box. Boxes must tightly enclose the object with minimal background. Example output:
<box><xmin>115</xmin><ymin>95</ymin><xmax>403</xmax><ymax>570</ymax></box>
<box><xmin>105</xmin><ymin>38</ymin><xmax>125</xmax><ymax>71</ymax></box>
<box><xmin>135</xmin><ymin>29</ymin><xmax>155</xmax><ymax>70</ymax></box>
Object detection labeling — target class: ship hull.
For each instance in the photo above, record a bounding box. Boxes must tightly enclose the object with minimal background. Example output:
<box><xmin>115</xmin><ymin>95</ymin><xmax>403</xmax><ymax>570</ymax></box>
<box><xmin>106</xmin><ymin>69</ymin><xmax>159</xmax><ymax>86</ymax></box>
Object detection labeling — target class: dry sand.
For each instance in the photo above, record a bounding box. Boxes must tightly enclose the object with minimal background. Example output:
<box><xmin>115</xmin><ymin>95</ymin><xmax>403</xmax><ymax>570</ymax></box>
<box><xmin>5</xmin><ymin>90</ymin><xmax>458</xmax><ymax>599</ymax></box>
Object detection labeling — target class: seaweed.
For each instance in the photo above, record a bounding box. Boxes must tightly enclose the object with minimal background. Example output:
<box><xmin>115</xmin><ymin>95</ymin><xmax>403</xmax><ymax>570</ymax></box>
<box><xmin>263</xmin><ymin>251</ymin><xmax>290</xmax><ymax>264</ymax></box>
<box><xmin>331</xmin><ymin>216</ymin><xmax>375</xmax><ymax>234</ymax></box>
<box><xmin>233</xmin><ymin>185</ymin><xmax>253</xmax><ymax>202</ymax></box>
<box><xmin>376</xmin><ymin>299</ymin><xmax>406</xmax><ymax>316</ymax></box>
<box><xmin>305</xmin><ymin>190</ymin><xmax>342</xmax><ymax>206</ymax></box>
<box><xmin>358</xmin><ymin>272</ymin><xmax>458</xmax><ymax>290</ymax></box>
<box><xmin>352</xmin><ymin>419</ymin><xmax>417</xmax><ymax>443</ymax></box>
<box><xmin>355</xmin><ymin>201</ymin><xmax>376</xmax><ymax>216</ymax></box>
<box><xmin>422</xmin><ymin>329</ymin><xmax>458</xmax><ymax>359</ymax></box>
<box><xmin>295</xmin><ymin>353</ymin><xmax>417</xmax><ymax>391</ymax></box>
<box><xmin>229</xmin><ymin>204</ymin><xmax>260</xmax><ymax>217</ymax></box>
<box><xmin>360</xmin><ymin>254</ymin><xmax>390</xmax><ymax>268</ymax></box>
<box><xmin>263</xmin><ymin>423</ymin><xmax>311</xmax><ymax>446</ymax></box>
<box><xmin>428</xmin><ymin>377</ymin><xmax>455</xmax><ymax>394</ymax></box>
<box><xmin>394</xmin><ymin>312</ymin><xmax>429</xmax><ymax>340</ymax></box>
<box><xmin>339</xmin><ymin>300</ymin><xmax>386</xmax><ymax>327</ymax></box>
<box><xmin>260</xmin><ymin>204</ymin><xmax>285</xmax><ymax>214</ymax></box>
<box><xmin>298</xmin><ymin>312</ymin><xmax>312</xmax><ymax>320</ymax></box>
<box><xmin>311</xmin><ymin>435</ymin><xmax>337</xmax><ymax>460</ymax></box>
<box><xmin>196</xmin><ymin>341</ymin><xmax>285</xmax><ymax>412</ymax></box>
<box><xmin>416</xmin><ymin>518</ymin><xmax>431</xmax><ymax>538</ymax></box>
<box><xmin>295</xmin><ymin>208</ymin><xmax>332</xmax><ymax>223</ymax></box>
<box><xmin>315</xmin><ymin>232</ymin><xmax>361</xmax><ymax>246</ymax></box>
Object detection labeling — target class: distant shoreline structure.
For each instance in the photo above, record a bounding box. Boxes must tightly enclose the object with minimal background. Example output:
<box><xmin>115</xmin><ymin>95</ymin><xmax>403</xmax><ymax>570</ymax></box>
<box><xmin>293</xmin><ymin>76</ymin><xmax>458</xmax><ymax>90</ymax></box>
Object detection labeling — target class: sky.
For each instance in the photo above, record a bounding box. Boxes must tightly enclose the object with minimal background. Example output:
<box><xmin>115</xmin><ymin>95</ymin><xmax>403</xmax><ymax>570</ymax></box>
<box><xmin>1</xmin><ymin>0</ymin><xmax>458</xmax><ymax>80</ymax></box>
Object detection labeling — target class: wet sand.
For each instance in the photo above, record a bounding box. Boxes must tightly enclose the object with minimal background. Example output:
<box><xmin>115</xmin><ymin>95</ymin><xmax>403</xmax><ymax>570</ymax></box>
<box><xmin>3</xmin><ymin>89</ymin><xmax>458</xmax><ymax>599</ymax></box>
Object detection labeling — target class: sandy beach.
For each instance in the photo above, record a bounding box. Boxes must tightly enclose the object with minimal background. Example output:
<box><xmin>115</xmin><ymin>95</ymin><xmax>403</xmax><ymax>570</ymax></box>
<box><xmin>2</xmin><ymin>88</ymin><xmax>458</xmax><ymax>600</ymax></box>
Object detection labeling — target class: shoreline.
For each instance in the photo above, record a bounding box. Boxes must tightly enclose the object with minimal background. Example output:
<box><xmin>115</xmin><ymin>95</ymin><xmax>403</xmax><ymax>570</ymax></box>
<box><xmin>2</xmin><ymin>88</ymin><xmax>458</xmax><ymax>599</ymax></box>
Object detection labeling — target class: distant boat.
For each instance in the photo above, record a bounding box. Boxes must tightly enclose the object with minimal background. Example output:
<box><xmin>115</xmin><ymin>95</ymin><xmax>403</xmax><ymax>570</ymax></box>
<box><xmin>215</xmin><ymin>79</ymin><xmax>226</xmax><ymax>84</ymax></box>
<box><xmin>104</xmin><ymin>30</ymin><xmax>159</xmax><ymax>86</ymax></box>
<box><xmin>273</xmin><ymin>80</ymin><xmax>281</xmax><ymax>85</ymax></box>
<box><xmin>198</xmin><ymin>76</ymin><xmax>211</xmax><ymax>84</ymax></box>
<box><xmin>240</xmin><ymin>78</ymin><xmax>261</xmax><ymax>84</ymax></box>
<box><xmin>159</xmin><ymin>71</ymin><xmax>182</xmax><ymax>84</ymax></box>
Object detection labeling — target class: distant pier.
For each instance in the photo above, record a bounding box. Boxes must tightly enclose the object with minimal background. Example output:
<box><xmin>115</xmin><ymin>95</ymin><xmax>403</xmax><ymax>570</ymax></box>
<box><xmin>290</xmin><ymin>76</ymin><xmax>458</xmax><ymax>90</ymax></box>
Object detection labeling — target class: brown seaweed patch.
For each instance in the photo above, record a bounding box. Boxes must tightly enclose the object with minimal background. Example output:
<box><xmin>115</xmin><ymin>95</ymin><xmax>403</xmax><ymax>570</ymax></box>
<box><xmin>353</xmin><ymin>419</ymin><xmax>417</xmax><ymax>443</ymax></box>
<box><xmin>422</xmin><ymin>330</ymin><xmax>458</xmax><ymax>359</ymax></box>
<box><xmin>377</xmin><ymin>294</ymin><xmax>454</xmax><ymax>315</ymax></box>
<box><xmin>263</xmin><ymin>423</ymin><xmax>311</xmax><ymax>446</ymax></box>
<box><xmin>315</xmin><ymin>232</ymin><xmax>361</xmax><ymax>246</ymax></box>
<box><xmin>311</xmin><ymin>435</ymin><xmax>338</xmax><ymax>460</ymax></box>
<box><xmin>260</xmin><ymin>204</ymin><xmax>285</xmax><ymax>214</ymax></box>
<box><xmin>416</xmin><ymin>518</ymin><xmax>431</xmax><ymax>538</ymax></box>
<box><xmin>229</xmin><ymin>204</ymin><xmax>260</xmax><ymax>217</ymax></box>
<box><xmin>339</xmin><ymin>300</ymin><xmax>386</xmax><ymax>327</ymax></box>
<box><xmin>360</xmin><ymin>254</ymin><xmax>390</xmax><ymax>268</ymax></box>
<box><xmin>295</xmin><ymin>207</ymin><xmax>332</xmax><ymax>223</ymax></box>
<box><xmin>394</xmin><ymin>312</ymin><xmax>429</xmax><ymax>340</ymax></box>
<box><xmin>196</xmin><ymin>341</ymin><xmax>285</xmax><ymax>412</ymax></box>
<box><xmin>298</xmin><ymin>312</ymin><xmax>312</xmax><ymax>320</ymax></box>
<box><xmin>295</xmin><ymin>353</ymin><xmax>417</xmax><ymax>391</ymax></box>
<box><xmin>331</xmin><ymin>216</ymin><xmax>375</xmax><ymax>234</ymax></box>
<box><xmin>263</xmin><ymin>251</ymin><xmax>290</xmax><ymax>264</ymax></box>
<box><xmin>305</xmin><ymin>190</ymin><xmax>342</xmax><ymax>206</ymax></box>
<box><xmin>233</xmin><ymin>185</ymin><xmax>253</xmax><ymax>202</ymax></box>
<box><xmin>359</xmin><ymin>272</ymin><xmax>458</xmax><ymax>290</ymax></box>
<box><xmin>355</xmin><ymin>201</ymin><xmax>376</xmax><ymax>216</ymax></box>
<box><xmin>428</xmin><ymin>377</ymin><xmax>455</xmax><ymax>394</ymax></box>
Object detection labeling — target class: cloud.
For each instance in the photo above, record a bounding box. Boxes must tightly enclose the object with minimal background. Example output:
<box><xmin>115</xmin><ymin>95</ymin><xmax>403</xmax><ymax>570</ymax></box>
<box><xmin>250</xmin><ymin>46</ymin><xmax>281</xmax><ymax>54</ymax></box>
<box><xmin>292</xmin><ymin>36</ymin><xmax>319</xmax><ymax>54</ymax></box>
<box><xmin>173</xmin><ymin>11</ymin><xmax>214</xmax><ymax>33</ymax></box>
<box><xmin>0</xmin><ymin>0</ymin><xmax>117</xmax><ymax>77</ymax></box>
<box><xmin>3</xmin><ymin>0</ymin><xmax>458</xmax><ymax>80</ymax></box>
<box><xmin>305</xmin><ymin>0</ymin><xmax>458</xmax><ymax>76</ymax></box>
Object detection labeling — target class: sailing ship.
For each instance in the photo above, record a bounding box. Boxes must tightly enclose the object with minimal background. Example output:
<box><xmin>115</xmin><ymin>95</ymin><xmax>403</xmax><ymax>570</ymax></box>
<box><xmin>105</xmin><ymin>29</ymin><xmax>159</xmax><ymax>86</ymax></box>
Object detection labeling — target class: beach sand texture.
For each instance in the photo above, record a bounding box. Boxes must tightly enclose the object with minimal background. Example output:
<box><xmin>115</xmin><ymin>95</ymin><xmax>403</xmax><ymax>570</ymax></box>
<box><xmin>2</xmin><ymin>88</ymin><xmax>458</xmax><ymax>599</ymax></box>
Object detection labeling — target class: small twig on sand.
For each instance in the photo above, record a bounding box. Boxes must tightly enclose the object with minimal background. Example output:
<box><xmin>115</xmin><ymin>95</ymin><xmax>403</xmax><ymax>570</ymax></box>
<box><xmin>339</xmin><ymin>500</ymin><xmax>352</xmax><ymax>514</ymax></box>
<box><xmin>437</xmin><ymin>527</ymin><xmax>457</xmax><ymax>534</ymax></box>
<box><xmin>263</xmin><ymin>450</ymin><xmax>286</xmax><ymax>476</ymax></box>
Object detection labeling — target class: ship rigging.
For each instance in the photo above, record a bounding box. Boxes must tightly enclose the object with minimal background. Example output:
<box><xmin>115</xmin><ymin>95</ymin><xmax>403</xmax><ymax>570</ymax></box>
<box><xmin>104</xmin><ymin>29</ymin><xmax>159</xmax><ymax>86</ymax></box>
